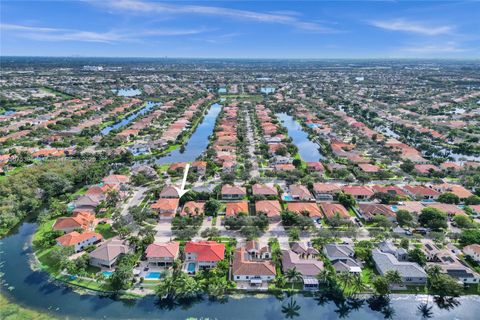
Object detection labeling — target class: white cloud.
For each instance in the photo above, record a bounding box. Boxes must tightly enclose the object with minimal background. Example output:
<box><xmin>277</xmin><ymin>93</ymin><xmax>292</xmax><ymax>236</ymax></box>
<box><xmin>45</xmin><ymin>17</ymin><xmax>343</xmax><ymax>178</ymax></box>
<box><xmin>369</xmin><ymin>19</ymin><xmax>453</xmax><ymax>35</ymax></box>
<box><xmin>401</xmin><ymin>43</ymin><xmax>468</xmax><ymax>54</ymax></box>
<box><xmin>95</xmin><ymin>0</ymin><xmax>335</xmax><ymax>32</ymax></box>
<box><xmin>0</xmin><ymin>23</ymin><xmax>208</xmax><ymax>43</ymax></box>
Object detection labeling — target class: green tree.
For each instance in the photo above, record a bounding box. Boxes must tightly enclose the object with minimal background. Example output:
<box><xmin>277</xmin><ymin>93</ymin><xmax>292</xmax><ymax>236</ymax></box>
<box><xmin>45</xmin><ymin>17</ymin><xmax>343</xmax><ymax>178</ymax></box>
<box><xmin>465</xmin><ymin>195</ymin><xmax>480</xmax><ymax>205</ymax></box>
<box><xmin>204</xmin><ymin>199</ymin><xmax>222</xmax><ymax>216</ymax></box>
<box><xmin>385</xmin><ymin>270</ymin><xmax>402</xmax><ymax>286</ymax></box>
<box><xmin>438</xmin><ymin>192</ymin><xmax>460</xmax><ymax>204</ymax></box>
<box><xmin>453</xmin><ymin>215</ymin><xmax>474</xmax><ymax>229</ymax></box>
<box><xmin>426</xmin><ymin>265</ymin><xmax>463</xmax><ymax>298</ymax></box>
<box><xmin>459</xmin><ymin>229</ymin><xmax>480</xmax><ymax>246</ymax></box>
<box><xmin>407</xmin><ymin>248</ymin><xmax>427</xmax><ymax>266</ymax></box>
<box><xmin>338</xmin><ymin>192</ymin><xmax>356</xmax><ymax>209</ymax></box>
<box><xmin>418</xmin><ymin>207</ymin><xmax>448</xmax><ymax>230</ymax></box>
<box><xmin>400</xmin><ymin>160</ymin><xmax>414</xmax><ymax>173</ymax></box>
<box><xmin>372</xmin><ymin>276</ymin><xmax>390</xmax><ymax>296</ymax></box>
<box><xmin>396</xmin><ymin>209</ymin><xmax>414</xmax><ymax>227</ymax></box>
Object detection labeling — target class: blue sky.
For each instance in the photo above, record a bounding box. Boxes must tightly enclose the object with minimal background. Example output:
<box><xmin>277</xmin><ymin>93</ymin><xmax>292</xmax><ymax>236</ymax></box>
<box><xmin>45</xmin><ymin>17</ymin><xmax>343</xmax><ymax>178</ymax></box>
<box><xmin>1</xmin><ymin>1</ymin><xmax>479</xmax><ymax>58</ymax></box>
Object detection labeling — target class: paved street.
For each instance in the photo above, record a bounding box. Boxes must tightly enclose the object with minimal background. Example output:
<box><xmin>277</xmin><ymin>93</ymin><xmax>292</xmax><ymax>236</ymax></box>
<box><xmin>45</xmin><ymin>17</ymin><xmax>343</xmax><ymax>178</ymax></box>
<box><xmin>245</xmin><ymin>108</ymin><xmax>260</xmax><ymax>178</ymax></box>
<box><xmin>120</xmin><ymin>186</ymin><xmax>148</xmax><ymax>222</ymax></box>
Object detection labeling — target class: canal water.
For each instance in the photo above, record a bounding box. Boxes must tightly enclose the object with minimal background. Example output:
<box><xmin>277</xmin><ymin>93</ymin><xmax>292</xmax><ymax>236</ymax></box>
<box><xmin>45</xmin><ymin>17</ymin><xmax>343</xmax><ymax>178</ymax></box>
<box><xmin>154</xmin><ymin>103</ymin><xmax>222</xmax><ymax>164</ymax></box>
<box><xmin>114</xmin><ymin>88</ymin><xmax>142</xmax><ymax>97</ymax></box>
<box><xmin>1</xmin><ymin>222</ymin><xmax>479</xmax><ymax>319</ymax></box>
<box><xmin>101</xmin><ymin>101</ymin><xmax>161</xmax><ymax>135</ymax></box>
<box><xmin>276</xmin><ymin>112</ymin><xmax>324</xmax><ymax>162</ymax></box>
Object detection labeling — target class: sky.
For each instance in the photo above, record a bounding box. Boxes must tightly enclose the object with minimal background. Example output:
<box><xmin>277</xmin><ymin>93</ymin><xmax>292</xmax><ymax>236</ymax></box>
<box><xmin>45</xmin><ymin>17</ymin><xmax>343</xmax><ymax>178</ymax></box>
<box><xmin>1</xmin><ymin>0</ymin><xmax>479</xmax><ymax>59</ymax></box>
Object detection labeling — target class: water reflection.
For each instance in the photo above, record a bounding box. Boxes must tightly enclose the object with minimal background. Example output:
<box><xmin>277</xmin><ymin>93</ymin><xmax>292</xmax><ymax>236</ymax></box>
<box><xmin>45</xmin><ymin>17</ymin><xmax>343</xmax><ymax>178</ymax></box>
<box><xmin>276</xmin><ymin>112</ymin><xmax>324</xmax><ymax>162</ymax></box>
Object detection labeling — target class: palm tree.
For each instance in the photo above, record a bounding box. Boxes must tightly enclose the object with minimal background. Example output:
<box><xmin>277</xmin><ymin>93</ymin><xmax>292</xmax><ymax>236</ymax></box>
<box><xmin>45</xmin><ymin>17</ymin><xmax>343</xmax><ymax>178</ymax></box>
<box><xmin>156</xmin><ymin>275</ymin><xmax>177</xmax><ymax>301</ymax></box>
<box><xmin>317</xmin><ymin>268</ymin><xmax>336</xmax><ymax>290</ymax></box>
<box><xmin>285</xmin><ymin>267</ymin><xmax>303</xmax><ymax>290</ymax></box>
<box><xmin>274</xmin><ymin>274</ymin><xmax>287</xmax><ymax>289</ymax></box>
<box><xmin>337</xmin><ymin>271</ymin><xmax>354</xmax><ymax>295</ymax></box>
<box><xmin>350</xmin><ymin>273</ymin><xmax>366</xmax><ymax>297</ymax></box>
<box><xmin>281</xmin><ymin>298</ymin><xmax>301</xmax><ymax>319</ymax></box>
<box><xmin>385</xmin><ymin>270</ymin><xmax>402</xmax><ymax>287</ymax></box>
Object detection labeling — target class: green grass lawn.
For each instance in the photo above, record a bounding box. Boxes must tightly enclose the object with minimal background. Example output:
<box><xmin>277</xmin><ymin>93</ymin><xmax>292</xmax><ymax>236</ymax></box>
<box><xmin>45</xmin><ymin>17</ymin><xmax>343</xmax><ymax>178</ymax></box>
<box><xmin>95</xmin><ymin>223</ymin><xmax>117</xmax><ymax>239</ymax></box>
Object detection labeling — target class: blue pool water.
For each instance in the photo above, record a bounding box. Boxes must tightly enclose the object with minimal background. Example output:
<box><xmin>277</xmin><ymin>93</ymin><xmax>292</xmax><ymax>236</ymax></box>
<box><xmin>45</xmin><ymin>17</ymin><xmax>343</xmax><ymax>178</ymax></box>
<box><xmin>307</xmin><ymin>123</ymin><xmax>318</xmax><ymax>129</ymax></box>
<box><xmin>102</xmin><ymin>271</ymin><xmax>113</xmax><ymax>277</ymax></box>
<box><xmin>283</xmin><ymin>195</ymin><xmax>293</xmax><ymax>201</ymax></box>
<box><xmin>391</xmin><ymin>205</ymin><xmax>398</xmax><ymax>212</ymax></box>
<box><xmin>187</xmin><ymin>262</ymin><xmax>196</xmax><ymax>273</ymax></box>
<box><xmin>218</xmin><ymin>88</ymin><xmax>227</xmax><ymax>93</ymax></box>
<box><xmin>145</xmin><ymin>272</ymin><xmax>161</xmax><ymax>279</ymax></box>
<box><xmin>260</xmin><ymin>87</ymin><xmax>275</xmax><ymax>94</ymax></box>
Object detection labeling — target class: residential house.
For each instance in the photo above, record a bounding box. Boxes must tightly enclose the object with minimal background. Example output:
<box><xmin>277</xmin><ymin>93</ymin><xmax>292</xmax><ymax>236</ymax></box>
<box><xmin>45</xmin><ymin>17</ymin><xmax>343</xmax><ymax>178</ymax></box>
<box><xmin>252</xmin><ymin>183</ymin><xmax>278</xmax><ymax>197</ymax></box>
<box><xmin>372</xmin><ymin>248</ymin><xmax>427</xmax><ymax>285</ymax></box>
<box><xmin>287</xmin><ymin>202</ymin><xmax>322</xmax><ymax>218</ymax></box>
<box><xmin>312</xmin><ymin>183</ymin><xmax>341</xmax><ymax>201</ymax></box>
<box><xmin>255</xmin><ymin>200</ymin><xmax>281</xmax><ymax>220</ymax></box>
<box><xmin>89</xmin><ymin>238</ymin><xmax>132</xmax><ymax>269</ymax></box>
<box><xmin>145</xmin><ymin>242</ymin><xmax>180</xmax><ymax>267</ymax></box>
<box><xmin>281</xmin><ymin>250</ymin><xmax>324</xmax><ymax>289</ymax></box>
<box><xmin>245</xmin><ymin>240</ymin><xmax>271</xmax><ymax>259</ymax></box>
<box><xmin>160</xmin><ymin>185</ymin><xmax>181</xmax><ymax>198</ymax></box>
<box><xmin>358</xmin><ymin>203</ymin><xmax>396</xmax><ymax>221</ymax></box>
<box><xmin>56</xmin><ymin>231</ymin><xmax>102</xmax><ymax>252</ymax></box>
<box><xmin>291</xmin><ymin>242</ymin><xmax>319</xmax><ymax>259</ymax></box>
<box><xmin>151</xmin><ymin>198</ymin><xmax>179</xmax><ymax>220</ymax></box>
<box><xmin>463</xmin><ymin>244</ymin><xmax>480</xmax><ymax>263</ymax></box>
<box><xmin>319</xmin><ymin>202</ymin><xmax>350</xmax><ymax>220</ymax></box>
<box><xmin>191</xmin><ymin>161</ymin><xmax>207</xmax><ymax>175</ymax></box>
<box><xmin>181</xmin><ymin>201</ymin><xmax>205</xmax><ymax>216</ymax></box>
<box><xmin>53</xmin><ymin>211</ymin><xmax>95</xmax><ymax>233</ymax></box>
<box><xmin>377</xmin><ymin>241</ymin><xmax>408</xmax><ymax>261</ymax></box>
<box><xmin>423</xmin><ymin>241</ymin><xmax>480</xmax><ymax>284</ymax></box>
<box><xmin>232</xmin><ymin>247</ymin><xmax>276</xmax><ymax>286</ymax></box>
<box><xmin>289</xmin><ymin>184</ymin><xmax>314</xmax><ymax>201</ymax></box>
<box><xmin>403</xmin><ymin>185</ymin><xmax>440</xmax><ymax>201</ymax></box>
<box><xmin>341</xmin><ymin>185</ymin><xmax>374</xmax><ymax>201</ymax></box>
<box><xmin>323</xmin><ymin>243</ymin><xmax>362</xmax><ymax>273</ymax></box>
<box><xmin>221</xmin><ymin>184</ymin><xmax>247</xmax><ymax>200</ymax></box>
<box><xmin>184</xmin><ymin>241</ymin><xmax>225</xmax><ymax>273</ymax></box>
<box><xmin>306</xmin><ymin>162</ymin><xmax>325</xmax><ymax>173</ymax></box>
<box><xmin>225</xmin><ymin>201</ymin><xmax>249</xmax><ymax>216</ymax></box>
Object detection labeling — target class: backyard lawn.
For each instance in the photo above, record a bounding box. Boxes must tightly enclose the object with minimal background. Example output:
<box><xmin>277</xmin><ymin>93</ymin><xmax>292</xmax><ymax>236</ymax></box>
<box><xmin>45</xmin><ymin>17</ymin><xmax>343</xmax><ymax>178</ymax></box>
<box><xmin>95</xmin><ymin>223</ymin><xmax>117</xmax><ymax>239</ymax></box>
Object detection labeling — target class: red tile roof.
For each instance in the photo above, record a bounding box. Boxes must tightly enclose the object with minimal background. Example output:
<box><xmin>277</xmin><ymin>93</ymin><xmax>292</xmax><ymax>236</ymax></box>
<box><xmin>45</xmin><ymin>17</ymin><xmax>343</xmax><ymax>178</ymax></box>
<box><xmin>185</xmin><ymin>241</ymin><xmax>225</xmax><ymax>262</ymax></box>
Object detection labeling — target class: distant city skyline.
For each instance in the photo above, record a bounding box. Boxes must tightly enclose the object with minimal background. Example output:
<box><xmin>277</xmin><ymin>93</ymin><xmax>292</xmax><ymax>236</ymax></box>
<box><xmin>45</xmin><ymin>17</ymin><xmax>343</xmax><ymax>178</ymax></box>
<box><xmin>1</xmin><ymin>0</ymin><xmax>479</xmax><ymax>59</ymax></box>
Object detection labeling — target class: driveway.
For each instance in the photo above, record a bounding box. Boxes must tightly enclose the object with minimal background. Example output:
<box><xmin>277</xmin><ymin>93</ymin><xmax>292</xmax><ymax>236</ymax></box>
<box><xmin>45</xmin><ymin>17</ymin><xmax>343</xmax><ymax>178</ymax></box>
<box><xmin>262</xmin><ymin>221</ymin><xmax>289</xmax><ymax>249</ymax></box>
<box><xmin>154</xmin><ymin>220</ymin><xmax>173</xmax><ymax>242</ymax></box>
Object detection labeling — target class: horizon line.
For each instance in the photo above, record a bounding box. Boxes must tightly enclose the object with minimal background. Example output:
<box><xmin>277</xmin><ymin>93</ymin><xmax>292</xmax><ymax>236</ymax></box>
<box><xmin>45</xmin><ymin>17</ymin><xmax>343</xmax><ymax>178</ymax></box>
<box><xmin>2</xmin><ymin>55</ymin><xmax>480</xmax><ymax>61</ymax></box>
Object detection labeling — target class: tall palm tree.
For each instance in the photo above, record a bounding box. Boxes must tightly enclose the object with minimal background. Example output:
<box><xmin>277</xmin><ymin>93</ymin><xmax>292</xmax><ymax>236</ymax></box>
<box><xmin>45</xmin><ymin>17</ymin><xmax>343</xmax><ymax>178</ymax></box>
<box><xmin>337</xmin><ymin>271</ymin><xmax>354</xmax><ymax>295</ymax></box>
<box><xmin>350</xmin><ymin>273</ymin><xmax>366</xmax><ymax>297</ymax></box>
<box><xmin>385</xmin><ymin>270</ymin><xmax>402</xmax><ymax>287</ymax></box>
<box><xmin>316</xmin><ymin>268</ymin><xmax>335</xmax><ymax>290</ymax></box>
<box><xmin>285</xmin><ymin>267</ymin><xmax>303</xmax><ymax>290</ymax></box>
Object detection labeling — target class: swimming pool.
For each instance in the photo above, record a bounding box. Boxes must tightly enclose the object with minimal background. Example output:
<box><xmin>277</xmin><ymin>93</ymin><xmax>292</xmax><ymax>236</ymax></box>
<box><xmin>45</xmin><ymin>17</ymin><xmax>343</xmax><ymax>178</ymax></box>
<box><xmin>283</xmin><ymin>195</ymin><xmax>293</xmax><ymax>201</ymax></box>
<box><xmin>187</xmin><ymin>262</ymin><xmax>196</xmax><ymax>273</ymax></box>
<box><xmin>102</xmin><ymin>271</ymin><xmax>113</xmax><ymax>277</ymax></box>
<box><xmin>145</xmin><ymin>272</ymin><xmax>161</xmax><ymax>279</ymax></box>
<box><xmin>391</xmin><ymin>205</ymin><xmax>398</xmax><ymax>212</ymax></box>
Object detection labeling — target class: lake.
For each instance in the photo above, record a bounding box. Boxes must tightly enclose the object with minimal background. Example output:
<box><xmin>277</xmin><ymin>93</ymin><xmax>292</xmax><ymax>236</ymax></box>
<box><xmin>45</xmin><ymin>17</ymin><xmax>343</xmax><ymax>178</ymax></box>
<box><xmin>261</xmin><ymin>87</ymin><xmax>275</xmax><ymax>94</ymax></box>
<box><xmin>1</xmin><ymin>222</ymin><xmax>479</xmax><ymax>319</ymax></box>
<box><xmin>154</xmin><ymin>102</ymin><xmax>222</xmax><ymax>164</ymax></box>
<box><xmin>114</xmin><ymin>88</ymin><xmax>142</xmax><ymax>97</ymax></box>
<box><xmin>101</xmin><ymin>101</ymin><xmax>160</xmax><ymax>135</ymax></box>
<box><xmin>276</xmin><ymin>112</ymin><xmax>324</xmax><ymax>162</ymax></box>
